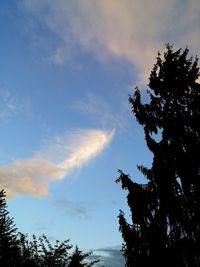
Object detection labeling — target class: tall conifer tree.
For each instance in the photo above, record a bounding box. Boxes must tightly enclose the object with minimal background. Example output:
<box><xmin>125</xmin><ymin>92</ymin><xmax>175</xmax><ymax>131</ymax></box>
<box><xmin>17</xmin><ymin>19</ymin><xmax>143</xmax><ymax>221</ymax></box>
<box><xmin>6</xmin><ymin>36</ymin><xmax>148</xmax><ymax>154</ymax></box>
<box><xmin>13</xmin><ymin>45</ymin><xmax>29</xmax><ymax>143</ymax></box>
<box><xmin>116</xmin><ymin>45</ymin><xmax>200</xmax><ymax>266</ymax></box>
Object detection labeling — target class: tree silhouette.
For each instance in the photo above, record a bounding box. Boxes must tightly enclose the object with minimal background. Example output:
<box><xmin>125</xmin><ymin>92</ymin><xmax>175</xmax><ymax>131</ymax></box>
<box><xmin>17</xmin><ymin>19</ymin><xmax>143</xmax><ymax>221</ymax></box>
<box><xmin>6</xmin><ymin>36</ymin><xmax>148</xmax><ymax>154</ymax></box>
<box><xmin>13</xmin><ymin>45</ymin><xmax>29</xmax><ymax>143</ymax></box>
<box><xmin>0</xmin><ymin>189</ymin><xmax>20</xmax><ymax>266</ymax></box>
<box><xmin>18</xmin><ymin>233</ymin><xmax>72</xmax><ymax>267</ymax></box>
<box><xmin>116</xmin><ymin>45</ymin><xmax>200</xmax><ymax>266</ymax></box>
<box><xmin>68</xmin><ymin>245</ymin><xmax>99</xmax><ymax>267</ymax></box>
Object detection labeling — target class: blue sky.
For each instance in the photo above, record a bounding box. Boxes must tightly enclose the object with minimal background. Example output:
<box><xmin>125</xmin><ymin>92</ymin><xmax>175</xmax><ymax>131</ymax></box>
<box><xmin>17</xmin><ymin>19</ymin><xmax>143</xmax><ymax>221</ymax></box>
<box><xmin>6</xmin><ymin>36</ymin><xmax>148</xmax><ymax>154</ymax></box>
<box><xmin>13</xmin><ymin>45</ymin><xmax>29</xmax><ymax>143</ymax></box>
<box><xmin>0</xmin><ymin>0</ymin><xmax>199</xmax><ymax>261</ymax></box>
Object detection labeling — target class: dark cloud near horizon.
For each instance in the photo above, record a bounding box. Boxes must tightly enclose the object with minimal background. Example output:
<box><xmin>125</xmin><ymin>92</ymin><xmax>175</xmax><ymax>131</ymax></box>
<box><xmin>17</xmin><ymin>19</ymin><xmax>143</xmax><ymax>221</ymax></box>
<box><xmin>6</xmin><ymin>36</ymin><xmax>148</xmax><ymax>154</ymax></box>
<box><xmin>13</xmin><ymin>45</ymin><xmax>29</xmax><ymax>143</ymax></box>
<box><xmin>90</xmin><ymin>246</ymin><xmax>125</xmax><ymax>267</ymax></box>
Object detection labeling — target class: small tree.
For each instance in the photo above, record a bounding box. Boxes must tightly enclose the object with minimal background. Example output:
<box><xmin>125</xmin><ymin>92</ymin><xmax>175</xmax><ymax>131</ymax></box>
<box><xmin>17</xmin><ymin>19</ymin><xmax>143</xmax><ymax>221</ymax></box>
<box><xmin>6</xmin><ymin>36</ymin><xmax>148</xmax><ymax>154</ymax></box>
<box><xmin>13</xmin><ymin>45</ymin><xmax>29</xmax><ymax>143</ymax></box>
<box><xmin>67</xmin><ymin>245</ymin><xmax>99</xmax><ymax>267</ymax></box>
<box><xmin>116</xmin><ymin>45</ymin><xmax>200</xmax><ymax>266</ymax></box>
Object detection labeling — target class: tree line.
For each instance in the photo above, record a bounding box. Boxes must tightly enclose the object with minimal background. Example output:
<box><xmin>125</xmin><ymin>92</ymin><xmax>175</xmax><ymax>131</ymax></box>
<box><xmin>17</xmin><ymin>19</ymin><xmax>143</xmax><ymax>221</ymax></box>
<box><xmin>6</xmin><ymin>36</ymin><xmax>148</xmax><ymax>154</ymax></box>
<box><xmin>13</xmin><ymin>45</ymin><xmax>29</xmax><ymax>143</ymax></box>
<box><xmin>0</xmin><ymin>189</ymin><xmax>99</xmax><ymax>267</ymax></box>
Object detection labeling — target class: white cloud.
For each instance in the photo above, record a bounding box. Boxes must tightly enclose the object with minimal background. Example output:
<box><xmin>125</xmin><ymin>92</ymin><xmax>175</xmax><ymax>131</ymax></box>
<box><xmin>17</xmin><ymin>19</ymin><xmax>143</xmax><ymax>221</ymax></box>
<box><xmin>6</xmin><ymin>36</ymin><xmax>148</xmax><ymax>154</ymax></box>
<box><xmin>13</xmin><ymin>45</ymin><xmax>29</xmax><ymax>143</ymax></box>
<box><xmin>56</xmin><ymin>129</ymin><xmax>114</xmax><ymax>176</ymax></box>
<box><xmin>0</xmin><ymin>129</ymin><xmax>114</xmax><ymax>198</ymax></box>
<box><xmin>21</xmin><ymin>0</ymin><xmax>200</xmax><ymax>83</ymax></box>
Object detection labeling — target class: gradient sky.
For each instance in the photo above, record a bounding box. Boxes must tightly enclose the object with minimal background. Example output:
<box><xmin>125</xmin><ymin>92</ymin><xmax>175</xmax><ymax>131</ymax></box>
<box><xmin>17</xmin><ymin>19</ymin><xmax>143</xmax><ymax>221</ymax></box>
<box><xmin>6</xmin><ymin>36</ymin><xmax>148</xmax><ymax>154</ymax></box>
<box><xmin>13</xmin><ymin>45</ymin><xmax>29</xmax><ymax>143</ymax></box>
<box><xmin>0</xmin><ymin>0</ymin><xmax>199</xmax><ymax>259</ymax></box>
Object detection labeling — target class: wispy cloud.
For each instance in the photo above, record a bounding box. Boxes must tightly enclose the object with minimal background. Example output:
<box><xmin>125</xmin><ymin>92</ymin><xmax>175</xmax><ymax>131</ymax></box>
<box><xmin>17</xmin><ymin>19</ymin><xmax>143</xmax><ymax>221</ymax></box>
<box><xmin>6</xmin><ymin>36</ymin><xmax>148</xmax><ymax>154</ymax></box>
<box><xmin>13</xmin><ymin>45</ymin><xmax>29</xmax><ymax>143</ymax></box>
<box><xmin>72</xmin><ymin>92</ymin><xmax>129</xmax><ymax>132</ymax></box>
<box><xmin>55</xmin><ymin>196</ymin><xmax>89</xmax><ymax>219</ymax></box>
<box><xmin>21</xmin><ymin>0</ymin><xmax>200</xmax><ymax>82</ymax></box>
<box><xmin>0</xmin><ymin>89</ymin><xmax>31</xmax><ymax>121</ymax></box>
<box><xmin>0</xmin><ymin>129</ymin><xmax>114</xmax><ymax>198</ymax></box>
<box><xmin>0</xmin><ymin>90</ymin><xmax>19</xmax><ymax>120</ymax></box>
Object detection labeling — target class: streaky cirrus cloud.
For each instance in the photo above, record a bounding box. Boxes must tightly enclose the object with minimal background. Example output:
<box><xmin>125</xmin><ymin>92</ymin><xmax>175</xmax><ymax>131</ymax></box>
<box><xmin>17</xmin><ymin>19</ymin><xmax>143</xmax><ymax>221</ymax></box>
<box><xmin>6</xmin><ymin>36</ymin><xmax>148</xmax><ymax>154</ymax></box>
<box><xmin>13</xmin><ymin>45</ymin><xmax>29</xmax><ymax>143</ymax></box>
<box><xmin>72</xmin><ymin>92</ymin><xmax>129</xmax><ymax>133</ymax></box>
<box><xmin>21</xmin><ymin>0</ymin><xmax>200</xmax><ymax>83</ymax></box>
<box><xmin>0</xmin><ymin>129</ymin><xmax>114</xmax><ymax>198</ymax></box>
<box><xmin>0</xmin><ymin>89</ymin><xmax>30</xmax><ymax>121</ymax></box>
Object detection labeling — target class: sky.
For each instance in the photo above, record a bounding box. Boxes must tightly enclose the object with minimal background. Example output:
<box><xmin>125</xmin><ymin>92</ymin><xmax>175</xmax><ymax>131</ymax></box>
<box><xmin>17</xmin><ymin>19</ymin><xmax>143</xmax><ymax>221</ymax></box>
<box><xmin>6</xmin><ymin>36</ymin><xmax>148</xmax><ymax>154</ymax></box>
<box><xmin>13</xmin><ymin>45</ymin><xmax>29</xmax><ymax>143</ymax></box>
<box><xmin>0</xmin><ymin>0</ymin><xmax>200</xmax><ymax>264</ymax></box>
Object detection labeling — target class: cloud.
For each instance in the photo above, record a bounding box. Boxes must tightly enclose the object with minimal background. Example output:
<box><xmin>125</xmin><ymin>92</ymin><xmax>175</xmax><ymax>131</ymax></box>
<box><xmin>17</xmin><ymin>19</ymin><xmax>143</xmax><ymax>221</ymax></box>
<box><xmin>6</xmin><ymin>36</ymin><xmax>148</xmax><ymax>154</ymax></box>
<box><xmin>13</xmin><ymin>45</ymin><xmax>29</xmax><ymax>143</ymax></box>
<box><xmin>0</xmin><ymin>90</ymin><xmax>19</xmax><ymax>120</ymax></box>
<box><xmin>0</xmin><ymin>129</ymin><xmax>114</xmax><ymax>198</ymax></box>
<box><xmin>90</xmin><ymin>246</ymin><xmax>125</xmax><ymax>267</ymax></box>
<box><xmin>55</xmin><ymin>196</ymin><xmax>89</xmax><ymax>219</ymax></box>
<box><xmin>21</xmin><ymin>0</ymin><xmax>200</xmax><ymax>83</ymax></box>
<box><xmin>0</xmin><ymin>89</ymin><xmax>31</xmax><ymax>121</ymax></box>
<box><xmin>72</xmin><ymin>92</ymin><xmax>129</xmax><ymax>132</ymax></box>
<box><xmin>49</xmin><ymin>46</ymin><xmax>71</xmax><ymax>65</ymax></box>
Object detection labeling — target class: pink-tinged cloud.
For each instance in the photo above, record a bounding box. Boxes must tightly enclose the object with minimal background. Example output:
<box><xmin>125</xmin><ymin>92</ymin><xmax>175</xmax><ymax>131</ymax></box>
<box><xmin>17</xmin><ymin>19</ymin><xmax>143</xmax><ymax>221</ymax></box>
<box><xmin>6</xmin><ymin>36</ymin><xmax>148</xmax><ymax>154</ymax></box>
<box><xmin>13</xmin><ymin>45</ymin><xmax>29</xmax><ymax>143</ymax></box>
<box><xmin>0</xmin><ymin>129</ymin><xmax>114</xmax><ymax>198</ymax></box>
<box><xmin>22</xmin><ymin>0</ymin><xmax>200</xmax><ymax>83</ymax></box>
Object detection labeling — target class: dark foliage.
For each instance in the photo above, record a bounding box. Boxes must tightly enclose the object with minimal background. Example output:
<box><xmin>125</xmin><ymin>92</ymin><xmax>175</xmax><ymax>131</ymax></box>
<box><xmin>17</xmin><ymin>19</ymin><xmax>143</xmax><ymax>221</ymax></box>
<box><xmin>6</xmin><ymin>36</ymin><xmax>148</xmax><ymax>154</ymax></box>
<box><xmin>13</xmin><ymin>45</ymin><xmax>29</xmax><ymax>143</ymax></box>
<box><xmin>0</xmin><ymin>189</ymin><xmax>99</xmax><ymax>267</ymax></box>
<box><xmin>18</xmin><ymin>233</ymin><xmax>71</xmax><ymax>267</ymax></box>
<box><xmin>116</xmin><ymin>45</ymin><xmax>200</xmax><ymax>266</ymax></box>
<box><xmin>0</xmin><ymin>189</ymin><xmax>20</xmax><ymax>266</ymax></box>
<box><xmin>68</xmin><ymin>245</ymin><xmax>99</xmax><ymax>267</ymax></box>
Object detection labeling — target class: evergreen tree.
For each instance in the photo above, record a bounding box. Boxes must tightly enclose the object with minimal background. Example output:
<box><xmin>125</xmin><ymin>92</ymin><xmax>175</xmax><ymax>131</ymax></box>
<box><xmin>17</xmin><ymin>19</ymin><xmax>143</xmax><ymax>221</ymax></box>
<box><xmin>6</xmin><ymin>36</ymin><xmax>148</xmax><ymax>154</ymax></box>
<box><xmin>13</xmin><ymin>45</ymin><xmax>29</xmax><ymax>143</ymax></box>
<box><xmin>116</xmin><ymin>45</ymin><xmax>200</xmax><ymax>266</ymax></box>
<box><xmin>0</xmin><ymin>189</ymin><xmax>20</xmax><ymax>266</ymax></box>
<box><xmin>67</xmin><ymin>245</ymin><xmax>99</xmax><ymax>267</ymax></box>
